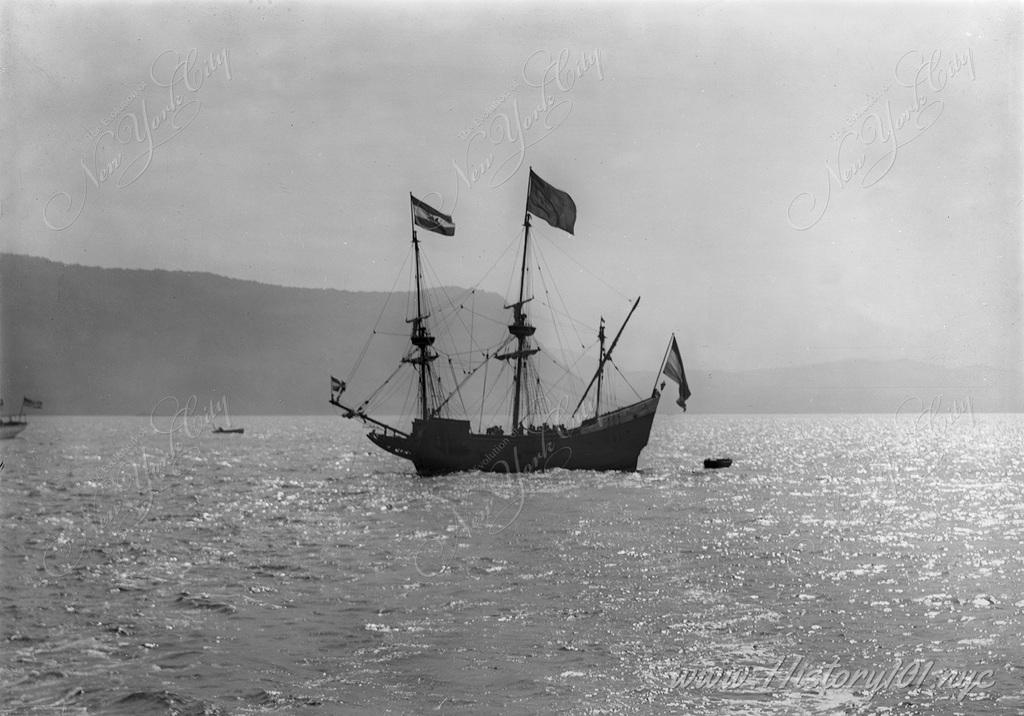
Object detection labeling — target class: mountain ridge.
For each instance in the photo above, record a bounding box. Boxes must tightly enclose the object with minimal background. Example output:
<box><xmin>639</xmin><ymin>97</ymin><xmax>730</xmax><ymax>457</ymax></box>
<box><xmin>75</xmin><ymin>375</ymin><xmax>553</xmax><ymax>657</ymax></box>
<box><xmin>2</xmin><ymin>254</ymin><xmax>1019</xmax><ymax>415</ymax></box>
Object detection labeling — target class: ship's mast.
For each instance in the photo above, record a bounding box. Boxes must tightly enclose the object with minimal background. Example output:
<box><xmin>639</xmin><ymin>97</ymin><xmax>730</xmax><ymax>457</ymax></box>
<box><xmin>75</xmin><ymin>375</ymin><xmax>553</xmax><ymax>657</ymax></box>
<box><xmin>572</xmin><ymin>296</ymin><xmax>641</xmax><ymax>419</ymax></box>
<box><xmin>494</xmin><ymin>211</ymin><xmax>540</xmax><ymax>432</ymax></box>
<box><xmin>594</xmin><ymin>317</ymin><xmax>606</xmax><ymax>418</ymax></box>
<box><xmin>408</xmin><ymin>200</ymin><xmax>436</xmax><ymax>422</ymax></box>
<box><xmin>508</xmin><ymin>213</ymin><xmax>537</xmax><ymax>433</ymax></box>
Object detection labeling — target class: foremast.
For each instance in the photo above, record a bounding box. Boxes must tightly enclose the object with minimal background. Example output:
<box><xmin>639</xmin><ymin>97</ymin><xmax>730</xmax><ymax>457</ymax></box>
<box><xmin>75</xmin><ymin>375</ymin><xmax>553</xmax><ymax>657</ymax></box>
<box><xmin>405</xmin><ymin>209</ymin><xmax>438</xmax><ymax>422</ymax></box>
<box><xmin>330</xmin><ymin>193</ymin><xmax>451</xmax><ymax>439</ymax></box>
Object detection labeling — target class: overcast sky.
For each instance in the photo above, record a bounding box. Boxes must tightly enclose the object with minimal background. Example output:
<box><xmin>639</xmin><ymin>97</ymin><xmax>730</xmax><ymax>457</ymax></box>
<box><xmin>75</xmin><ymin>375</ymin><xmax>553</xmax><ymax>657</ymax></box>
<box><xmin>2</xmin><ymin>1</ymin><xmax>1020</xmax><ymax>375</ymax></box>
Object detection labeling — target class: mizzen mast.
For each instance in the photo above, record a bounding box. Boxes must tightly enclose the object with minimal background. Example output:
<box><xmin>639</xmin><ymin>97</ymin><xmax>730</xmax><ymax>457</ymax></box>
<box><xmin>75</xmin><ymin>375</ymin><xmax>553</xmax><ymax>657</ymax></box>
<box><xmin>572</xmin><ymin>296</ymin><xmax>641</xmax><ymax>419</ymax></box>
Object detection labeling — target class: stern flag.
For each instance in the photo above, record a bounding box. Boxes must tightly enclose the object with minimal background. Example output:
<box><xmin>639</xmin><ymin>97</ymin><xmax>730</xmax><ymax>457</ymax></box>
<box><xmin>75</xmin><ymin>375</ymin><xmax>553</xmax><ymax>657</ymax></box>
<box><xmin>411</xmin><ymin>195</ymin><xmax>455</xmax><ymax>236</ymax></box>
<box><xmin>662</xmin><ymin>337</ymin><xmax>691</xmax><ymax>411</ymax></box>
<box><xmin>330</xmin><ymin>376</ymin><xmax>346</xmax><ymax>403</ymax></box>
<box><xmin>22</xmin><ymin>397</ymin><xmax>43</xmax><ymax>410</ymax></box>
<box><xmin>526</xmin><ymin>169</ymin><xmax>576</xmax><ymax>235</ymax></box>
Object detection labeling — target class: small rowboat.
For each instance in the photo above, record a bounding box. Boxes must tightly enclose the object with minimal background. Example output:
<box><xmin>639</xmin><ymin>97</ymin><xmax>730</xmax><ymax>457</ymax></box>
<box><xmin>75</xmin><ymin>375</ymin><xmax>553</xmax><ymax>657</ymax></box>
<box><xmin>213</xmin><ymin>427</ymin><xmax>244</xmax><ymax>435</ymax></box>
<box><xmin>703</xmin><ymin>457</ymin><xmax>732</xmax><ymax>469</ymax></box>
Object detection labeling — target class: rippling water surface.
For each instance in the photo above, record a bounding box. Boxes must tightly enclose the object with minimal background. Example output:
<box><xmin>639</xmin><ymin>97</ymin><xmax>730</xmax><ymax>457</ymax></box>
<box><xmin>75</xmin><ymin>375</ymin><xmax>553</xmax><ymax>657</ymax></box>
<box><xmin>2</xmin><ymin>413</ymin><xmax>1023</xmax><ymax>714</ymax></box>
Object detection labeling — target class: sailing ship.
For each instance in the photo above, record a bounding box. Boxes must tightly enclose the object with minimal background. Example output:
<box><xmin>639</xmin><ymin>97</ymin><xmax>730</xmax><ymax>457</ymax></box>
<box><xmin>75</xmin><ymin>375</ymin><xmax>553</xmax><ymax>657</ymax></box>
<box><xmin>0</xmin><ymin>417</ymin><xmax>27</xmax><ymax>440</ymax></box>
<box><xmin>211</xmin><ymin>397</ymin><xmax>243</xmax><ymax>434</ymax></box>
<box><xmin>330</xmin><ymin>169</ymin><xmax>690</xmax><ymax>476</ymax></box>
<box><xmin>0</xmin><ymin>397</ymin><xmax>42</xmax><ymax>440</ymax></box>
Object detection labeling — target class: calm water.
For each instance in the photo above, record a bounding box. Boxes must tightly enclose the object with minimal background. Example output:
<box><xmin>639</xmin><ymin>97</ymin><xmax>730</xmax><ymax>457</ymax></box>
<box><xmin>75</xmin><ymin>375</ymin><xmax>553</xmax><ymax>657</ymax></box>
<box><xmin>2</xmin><ymin>413</ymin><xmax>1023</xmax><ymax>715</ymax></box>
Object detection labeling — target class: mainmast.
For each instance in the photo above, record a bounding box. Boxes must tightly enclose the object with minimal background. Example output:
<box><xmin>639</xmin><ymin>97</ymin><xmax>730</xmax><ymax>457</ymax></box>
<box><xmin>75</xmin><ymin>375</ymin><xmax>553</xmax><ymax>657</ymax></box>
<box><xmin>497</xmin><ymin>169</ymin><xmax>575</xmax><ymax>433</ymax></box>
<box><xmin>495</xmin><ymin>213</ymin><xmax>540</xmax><ymax>433</ymax></box>
<box><xmin>510</xmin><ymin>214</ymin><xmax>539</xmax><ymax>433</ymax></box>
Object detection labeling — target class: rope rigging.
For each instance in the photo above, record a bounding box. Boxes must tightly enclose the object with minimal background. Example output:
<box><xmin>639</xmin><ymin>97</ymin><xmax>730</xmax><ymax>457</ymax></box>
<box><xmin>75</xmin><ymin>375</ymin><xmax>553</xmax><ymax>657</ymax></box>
<box><xmin>610</xmin><ymin>358</ymin><xmax>643</xmax><ymax>401</ymax></box>
<box><xmin>537</xmin><ymin>225</ymin><xmax>633</xmax><ymax>304</ymax></box>
<box><xmin>337</xmin><ymin>209</ymin><xmax>643</xmax><ymax>431</ymax></box>
<box><xmin>347</xmin><ymin>248</ymin><xmax>411</xmax><ymax>382</ymax></box>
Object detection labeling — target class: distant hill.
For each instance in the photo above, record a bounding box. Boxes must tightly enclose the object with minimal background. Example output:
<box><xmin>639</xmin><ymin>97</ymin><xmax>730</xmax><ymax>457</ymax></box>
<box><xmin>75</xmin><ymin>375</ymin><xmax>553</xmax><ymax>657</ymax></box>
<box><xmin>629</xmin><ymin>358</ymin><xmax>1020</xmax><ymax>414</ymax></box>
<box><xmin>2</xmin><ymin>254</ymin><xmax>1019</xmax><ymax>415</ymax></box>
<box><xmin>0</xmin><ymin>254</ymin><xmax>507</xmax><ymax>415</ymax></box>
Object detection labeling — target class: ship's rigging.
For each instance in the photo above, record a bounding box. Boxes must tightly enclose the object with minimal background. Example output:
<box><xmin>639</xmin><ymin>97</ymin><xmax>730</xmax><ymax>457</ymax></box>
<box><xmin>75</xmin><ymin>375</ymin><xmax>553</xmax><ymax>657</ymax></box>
<box><xmin>340</xmin><ymin>217</ymin><xmax>640</xmax><ymax>435</ymax></box>
<box><xmin>330</xmin><ymin>169</ymin><xmax>689</xmax><ymax>475</ymax></box>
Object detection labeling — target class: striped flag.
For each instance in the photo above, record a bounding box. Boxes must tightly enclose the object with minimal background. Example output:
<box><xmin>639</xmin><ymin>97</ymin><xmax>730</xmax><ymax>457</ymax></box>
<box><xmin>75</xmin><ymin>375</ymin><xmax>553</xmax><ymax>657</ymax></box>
<box><xmin>662</xmin><ymin>337</ymin><xmax>690</xmax><ymax>411</ymax></box>
<box><xmin>411</xmin><ymin>195</ymin><xmax>455</xmax><ymax>236</ymax></box>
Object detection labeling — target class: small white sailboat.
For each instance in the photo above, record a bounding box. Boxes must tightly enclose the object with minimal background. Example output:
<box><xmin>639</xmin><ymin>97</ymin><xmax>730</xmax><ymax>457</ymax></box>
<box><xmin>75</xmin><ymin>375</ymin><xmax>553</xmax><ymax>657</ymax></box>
<box><xmin>0</xmin><ymin>397</ymin><xmax>41</xmax><ymax>439</ymax></box>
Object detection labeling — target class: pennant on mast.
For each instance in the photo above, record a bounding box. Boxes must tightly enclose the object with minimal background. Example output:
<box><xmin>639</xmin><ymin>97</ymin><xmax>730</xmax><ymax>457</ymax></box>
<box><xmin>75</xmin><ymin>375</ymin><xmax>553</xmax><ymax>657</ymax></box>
<box><xmin>410</xmin><ymin>195</ymin><xmax>455</xmax><ymax>236</ymax></box>
<box><xmin>526</xmin><ymin>169</ymin><xmax>576</xmax><ymax>235</ymax></box>
<box><xmin>662</xmin><ymin>337</ymin><xmax>690</xmax><ymax>410</ymax></box>
<box><xmin>330</xmin><ymin>376</ymin><xmax>346</xmax><ymax>403</ymax></box>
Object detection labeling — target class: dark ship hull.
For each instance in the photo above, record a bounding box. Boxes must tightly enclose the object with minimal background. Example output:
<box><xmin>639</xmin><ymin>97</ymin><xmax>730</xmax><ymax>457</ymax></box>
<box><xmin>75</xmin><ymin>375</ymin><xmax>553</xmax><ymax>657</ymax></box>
<box><xmin>368</xmin><ymin>395</ymin><xmax>659</xmax><ymax>476</ymax></box>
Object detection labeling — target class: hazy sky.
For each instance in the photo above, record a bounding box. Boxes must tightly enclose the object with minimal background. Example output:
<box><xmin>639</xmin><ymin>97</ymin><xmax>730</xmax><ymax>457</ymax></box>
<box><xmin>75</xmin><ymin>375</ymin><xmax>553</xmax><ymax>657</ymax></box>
<box><xmin>2</xmin><ymin>1</ymin><xmax>1021</xmax><ymax>374</ymax></box>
